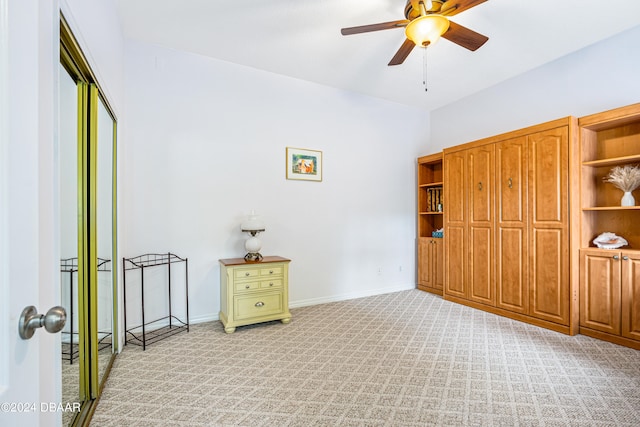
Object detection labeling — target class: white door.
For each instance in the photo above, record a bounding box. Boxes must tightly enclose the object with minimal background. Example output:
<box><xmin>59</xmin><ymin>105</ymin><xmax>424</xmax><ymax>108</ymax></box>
<box><xmin>0</xmin><ymin>0</ymin><xmax>61</xmax><ymax>426</ymax></box>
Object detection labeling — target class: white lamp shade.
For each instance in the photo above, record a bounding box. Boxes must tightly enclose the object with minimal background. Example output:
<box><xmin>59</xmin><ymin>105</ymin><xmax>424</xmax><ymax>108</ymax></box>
<box><xmin>241</xmin><ymin>212</ymin><xmax>265</xmax><ymax>232</ymax></box>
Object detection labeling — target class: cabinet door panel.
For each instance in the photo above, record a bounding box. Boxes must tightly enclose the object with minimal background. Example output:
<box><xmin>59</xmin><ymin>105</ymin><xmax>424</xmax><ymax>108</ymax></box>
<box><xmin>468</xmin><ymin>146</ymin><xmax>494</xmax><ymax>305</ymax></box>
<box><xmin>468</xmin><ymin>146</ymin><xmax>493</xmax><ymax>223</ymax></box>
<box><xmin>580</xmin><ymin>250</ymin><xmax>621</xmax><ymax>335</ymax></box>
<box><xmin>529</xmin><ymin>128</ymin><xmax>567</xmax><ymax>224</ymax></box>
<box><xmin>433</xmin><ymin>238</ymin><xmax>444</xmax><ymax>290</ymax></box>
<box><xmin>469</xmin><ymin>225</ymin><xmax>493</xmax><ymax>305</ymax></box>
<box><xmin>531</xmin><ymin>228</ymin><xmax>568</xmax><ymax>323</ymax></box>
<box><xmin>496</xmin><ymin>137</ymin><xmax>528</xmax><ymax>314</ymax></box>
<box><xmin>444</xmin><ymin>152</ymin><xmax>466</xmax><ymax>223</ymax></box>
<box><xmin>445</xmin><ymin>225</ymin><xmax>466</xmax><ymax>298</ymax></box>
<box><xmin>622</xmin><ymin>252</ymin><xmax>640</xmax><ymax>340</ymax></box>
<box><xmin>417</xmin><ymin>238</ymin><xmax>431</xmax><ymax>288</ymax></box>
<box><xmin>496</xmin><ymin>228</ymin><xmax>527</xmax><ymax>313</ymax></box>
<box><xmin>444</xmin><ymin>151</ymin><xmax>466</xmax><ymax>298</ymax></box>
<box><xmin>496</xmin><ymin>137</ymin><xmax>527</xmax><ymax>223</ymax></box>
<box><xmin>528</xmin><ymin>128</ymin><xmax>569</xmax><ymax>325</ymax></box>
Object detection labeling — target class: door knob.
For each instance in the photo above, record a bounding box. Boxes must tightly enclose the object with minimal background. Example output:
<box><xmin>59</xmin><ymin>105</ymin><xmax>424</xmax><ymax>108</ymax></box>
<box><xmin>18</xmin><ymin>305</ymin><xmax>67</xmax><ymax>340</ymax></box>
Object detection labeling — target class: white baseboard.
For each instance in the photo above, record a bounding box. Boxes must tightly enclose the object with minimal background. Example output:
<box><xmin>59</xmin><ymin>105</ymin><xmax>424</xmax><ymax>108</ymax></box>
<box><xmin>190</xmin><ymin>313</ymin><xmax>219</xmax><ymax>324</ymax></box>
<box><xmin>187</xmin><ymin>283</ymin><xmax>416</xmax><ymax>325</ymax></box>
<box><xmin>289</xmin><ymin>283</ymin><xmax>416</xmax><ymax>309</ymax></box>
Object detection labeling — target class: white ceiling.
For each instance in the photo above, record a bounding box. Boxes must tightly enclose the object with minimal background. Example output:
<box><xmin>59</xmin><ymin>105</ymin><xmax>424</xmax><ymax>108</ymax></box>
<box><xmin>114</xmin><ymin>0</ymin><xmax>640</xmax><ymax>111</ymax></box>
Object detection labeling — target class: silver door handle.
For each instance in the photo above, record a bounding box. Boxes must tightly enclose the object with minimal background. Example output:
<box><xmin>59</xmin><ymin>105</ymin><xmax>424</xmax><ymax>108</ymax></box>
<box><xmin>19</xmin><ymin>305</ymin><xmax>67</xmax><ymax>340</ymax></box>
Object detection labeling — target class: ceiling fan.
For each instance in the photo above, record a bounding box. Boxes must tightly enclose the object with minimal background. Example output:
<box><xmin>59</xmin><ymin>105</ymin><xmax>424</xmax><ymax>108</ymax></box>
<box><xmin>341</xmin><ymin>0</ymin><xmax>489</xmax><ymax>66</ymax></box>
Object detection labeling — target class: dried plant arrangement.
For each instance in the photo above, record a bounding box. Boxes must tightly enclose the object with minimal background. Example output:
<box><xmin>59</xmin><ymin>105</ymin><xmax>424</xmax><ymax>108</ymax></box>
<box><xmin>603</xmin><ymin>164</ymin><xmax>640</xmax><ymax>193</ymax></box>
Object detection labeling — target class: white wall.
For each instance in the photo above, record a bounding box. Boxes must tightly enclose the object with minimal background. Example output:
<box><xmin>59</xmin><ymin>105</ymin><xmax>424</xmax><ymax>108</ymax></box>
<box><xmin>430</xmin><ymin>25</ymin><xmax>640</xmax><ymax>149</ymax></box>
<box><xmin>122</xmin><ymin>40</ymin><xmax>431</xmax><ymax>324</ymax></box>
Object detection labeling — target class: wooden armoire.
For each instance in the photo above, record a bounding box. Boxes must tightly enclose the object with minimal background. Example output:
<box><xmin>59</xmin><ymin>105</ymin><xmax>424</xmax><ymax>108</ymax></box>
<box><xmin>441</xmin><ymin>117</ymin><xmax>580</xmax><ymax>335</ymax></box>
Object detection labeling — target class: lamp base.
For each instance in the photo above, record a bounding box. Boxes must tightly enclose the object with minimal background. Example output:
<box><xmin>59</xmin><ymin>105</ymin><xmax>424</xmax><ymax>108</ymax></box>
<box><xmin>244</xmin><ymin>252</ymin><xmax>263</xmax><ymax>262</ymax></box>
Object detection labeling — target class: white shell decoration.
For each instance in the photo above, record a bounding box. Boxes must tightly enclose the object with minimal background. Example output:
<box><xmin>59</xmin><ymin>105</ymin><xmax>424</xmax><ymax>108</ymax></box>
<box><xmin>593</xmin><ymin>232</ymin><xmax>628</xmax><ymax>249</ymax></box>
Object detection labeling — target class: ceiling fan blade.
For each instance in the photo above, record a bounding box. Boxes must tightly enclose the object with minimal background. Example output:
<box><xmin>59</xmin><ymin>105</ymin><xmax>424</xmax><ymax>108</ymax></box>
<box><xmin>341</xmin><ymin>20</ymin><xmax>409</xmax><ymax>36</ymax></box>
<box><xmin>442</xmin><ymin>21</ymin><xmax>488</xmax><ymax>51</ymax></box>
<box><xmin>388</xmin><ymin>39</ymin><xmax>415</xmax><ymax>66</ymax></box>
<box><xmin>440</xmin><ymin>0</ymin><xmax>488</xmax><ymax>17</ymax></box>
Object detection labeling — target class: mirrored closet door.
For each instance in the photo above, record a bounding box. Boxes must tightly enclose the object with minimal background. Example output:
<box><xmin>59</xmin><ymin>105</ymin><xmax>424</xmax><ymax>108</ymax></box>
<box><xmin>60</xmin><ymin>15</ymin><xmax>118</xmax><ymax>426</ymax></box>
<box><xmin>96</xmin><ymin>92</ymin><xmax>117</xmax><ymax>392</ymax></box>
<box><xmin>59</xmin><ymin>61</ymin><xmax>82</xmax><ymax>426</ymax></box>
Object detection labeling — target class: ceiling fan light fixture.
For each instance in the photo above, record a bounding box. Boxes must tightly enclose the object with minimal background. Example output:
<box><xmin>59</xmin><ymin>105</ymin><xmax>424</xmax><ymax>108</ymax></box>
<box><xmin>405</xmin><ymin>14</ymin><xmax>449</xmax><ymax>47</ymax></box>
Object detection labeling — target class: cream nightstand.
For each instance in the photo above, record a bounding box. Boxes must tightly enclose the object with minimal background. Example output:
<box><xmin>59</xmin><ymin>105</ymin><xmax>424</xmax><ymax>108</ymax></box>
<box><xmin>218</xmin><ymin>256</ymin><xmax>291</xmax><ymax>333</ymax></box>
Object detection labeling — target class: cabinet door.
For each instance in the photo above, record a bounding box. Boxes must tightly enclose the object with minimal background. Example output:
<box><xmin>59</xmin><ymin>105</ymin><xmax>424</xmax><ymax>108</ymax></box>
<box><xmin>467</xmin><ymin>145</ymin><xmax>494</xmax><ymax>306</ymax></box>
<box><xmin>528</xmin><ymin>127</ymin><xmax>570</xmax><ymax>325</ymax></box>
<box><xmin>622</xmin><ymin>252</ymin><xmax>640</xmax><ymax>341</ymax></box>
<box><xmin>433</xmin><ymin>238</ymin><xmax>444</xmax><ymax>290</ymax></box>
<box><xmin>444</xmin><ymin>151</ymin><xmax>467</xmax><ymax>298</ymax></box>
<box><xmin>417</xmin><ymin>237</ymin><xmax>431</xmax><ymax>288</ymax></box>
<box><xmin>495</xmin><ymin>137</ymin><xmax>528</xmax><ymax>314</ymax></box>
<box><xmin>580</xmin><ymin>249</ymin><xmax>621</xmax><ymax>335</ymax></box>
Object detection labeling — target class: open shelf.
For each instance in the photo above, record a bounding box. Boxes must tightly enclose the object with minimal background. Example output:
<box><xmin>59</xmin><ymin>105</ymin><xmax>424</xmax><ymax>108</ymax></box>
<box><xmin>419</xmin><ymin>181</ymin><xmax>444</xmax><ymax>188</ymax></box>
<box><xmin>579</xmin><ymin>104</ymin><xmax>640</xmax><ymax>253</ymax></box>
<box><xmin>417</xmin><ymin>153</ymin><xmax>444</xmax><ymax>238</ymax></box>
<box><xmin>583</xmin><ymin>154</ymin><xmax>640</xmax><ymax>168</ymax></box>
<box><xmin>582</xmin><ymin>206</ymin><xmax>640</xmax><ymax>211</ymax></box>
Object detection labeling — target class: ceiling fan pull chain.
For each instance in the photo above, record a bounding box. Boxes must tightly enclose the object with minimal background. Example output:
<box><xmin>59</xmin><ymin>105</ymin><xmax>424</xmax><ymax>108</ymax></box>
<box><xmin>423</xmin><ymin>47</ymin><xmax>428</xmax><ymax>92</ymax></box>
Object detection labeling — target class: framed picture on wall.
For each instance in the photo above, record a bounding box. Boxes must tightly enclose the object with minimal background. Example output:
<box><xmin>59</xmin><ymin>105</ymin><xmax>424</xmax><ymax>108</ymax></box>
<box><xmin>286</xmin><ymin>147</ymin><xmax>322</xmax><ymax>182</ymax></box>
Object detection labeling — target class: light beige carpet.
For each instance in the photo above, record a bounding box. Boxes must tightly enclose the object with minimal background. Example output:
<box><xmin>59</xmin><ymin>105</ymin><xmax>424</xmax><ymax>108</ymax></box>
<box><xmin>90</xmin><ymin>289</ymin><xmax>640</xmax><ymax>426</ymax></box>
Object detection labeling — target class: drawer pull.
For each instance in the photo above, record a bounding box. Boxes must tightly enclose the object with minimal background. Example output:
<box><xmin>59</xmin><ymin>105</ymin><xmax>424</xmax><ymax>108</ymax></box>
<box><xmin>245</xmin><ymin>272</ymin><xmax>250</xmax><ymax>276</ymax></box>
<box><xmin>245</xmin><ymin>285</ymin><xmax>250</xmax><ymax>289</ymax></box>
<box><xmin>508</xmin><ymin>177</ymin><xmax>513</xmax><ymax>189</ymax></box>
<box><xmin>255</xmin><ymin>301</ymin><xmax>265</xmax><ymax>307</ymax></box>
<box><xmin>269</xmin><ymin>282</ymin><xmax>274</xmax><ymax>286</ymax></box>
<box><xmin>269</xmin><ymin>270</ymin><xmax>274</xmax><ymax>274</ymax></box>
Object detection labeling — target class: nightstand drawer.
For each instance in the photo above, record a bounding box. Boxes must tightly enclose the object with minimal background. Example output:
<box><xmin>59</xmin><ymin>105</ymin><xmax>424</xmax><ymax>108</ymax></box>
<box><xmin>235</xmin><ymin>281</ymin><xmax>260</xmax><ymax>292</ymax></box>
<box><xmin>234</xmin><ymin>292</ymin><xmax>283</xmax><ymax>320</ymax></box>
<box><xmin>235</xmin><ymin>268</ymin><xmax>260</xmax><ymax>280</ymax></box>
<box><xmin>260</xmin><ymin>266</ymin><xmax>283</xmax><ymax>277</ymax></box>
<box><xmin>260</xmin><ymin>279</ymin><xmax>282</xmax><ymax>289</ymax></box>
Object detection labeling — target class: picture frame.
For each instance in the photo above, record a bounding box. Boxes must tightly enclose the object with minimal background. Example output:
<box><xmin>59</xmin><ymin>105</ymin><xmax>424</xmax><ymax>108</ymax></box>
<box><xmin>286</xmin><ymin>147</ymin><xmax>322</xmax><ymax>182</ymax></box>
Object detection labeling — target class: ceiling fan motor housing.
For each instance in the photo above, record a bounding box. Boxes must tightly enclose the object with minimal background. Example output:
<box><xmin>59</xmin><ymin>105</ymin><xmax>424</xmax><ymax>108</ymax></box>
<box><xmin>405</xmin><ymin>0</ymin><xmax>444</xmax><ymax>20</ymax></box>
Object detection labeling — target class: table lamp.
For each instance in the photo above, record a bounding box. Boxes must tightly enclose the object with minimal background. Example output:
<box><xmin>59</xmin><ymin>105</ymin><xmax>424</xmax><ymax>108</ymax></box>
<box><xmin>241</xmin><ymin>211</ymin><xmax>265</xmax><ymax>261</ymax></box>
